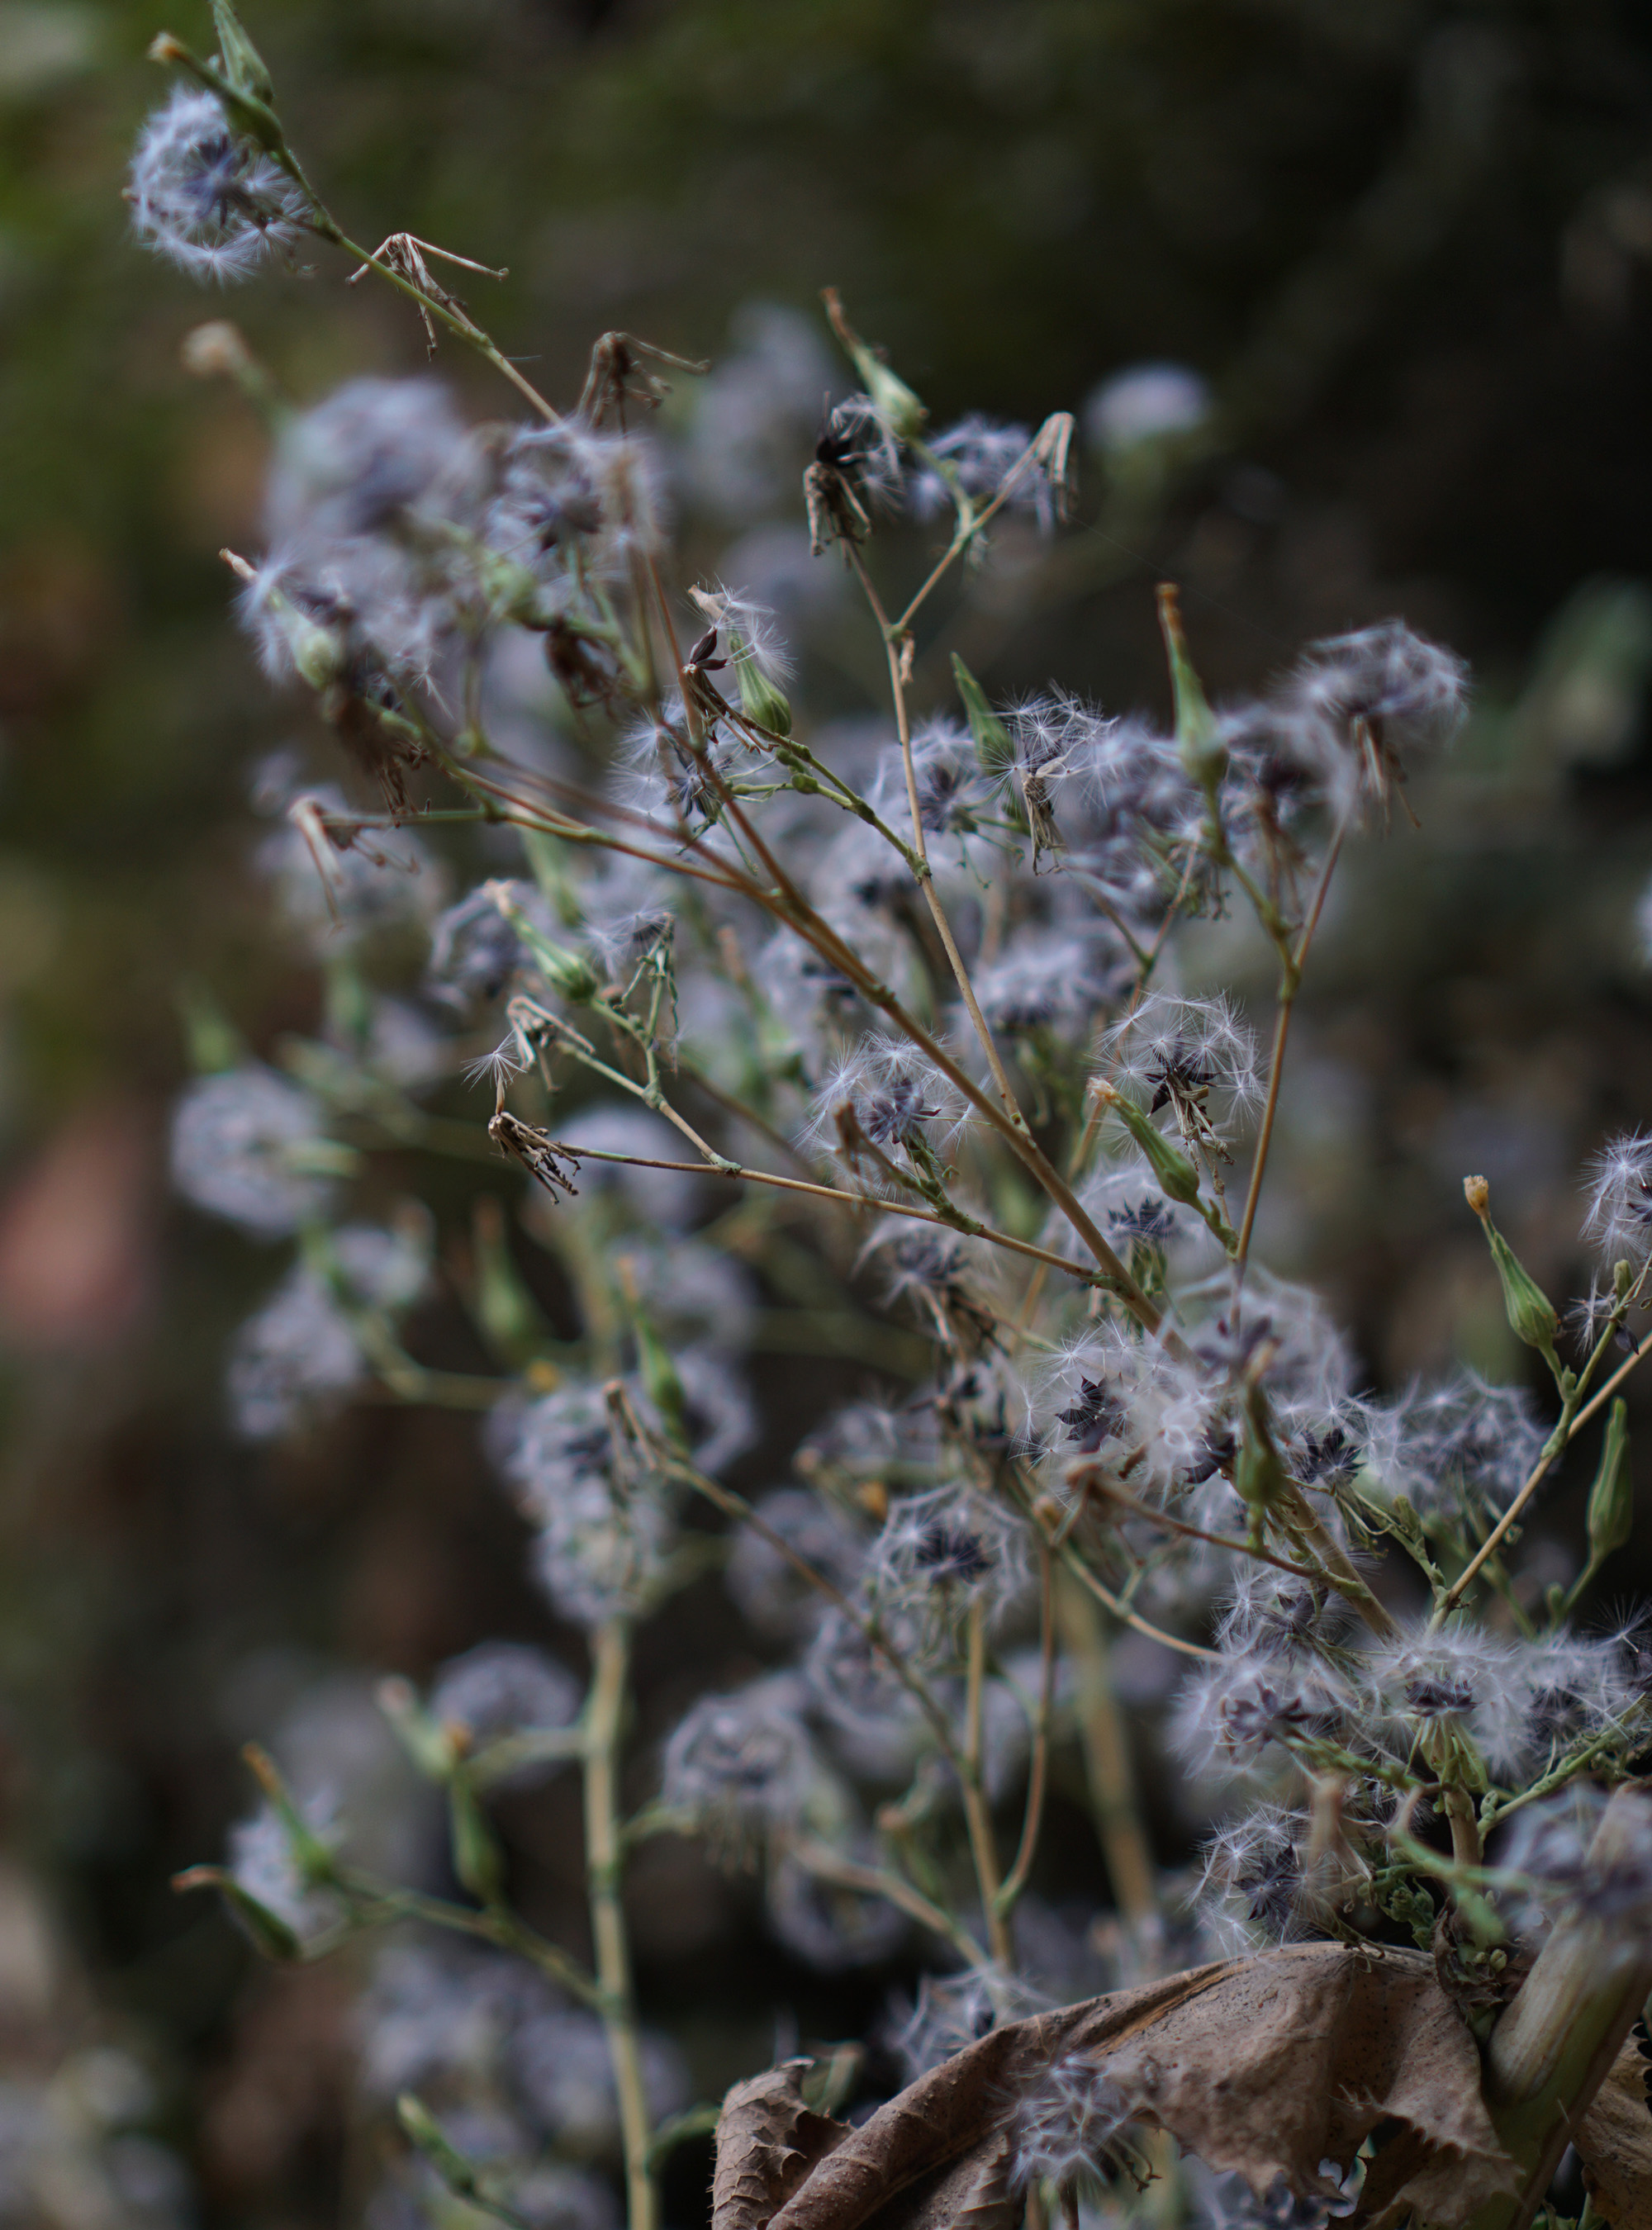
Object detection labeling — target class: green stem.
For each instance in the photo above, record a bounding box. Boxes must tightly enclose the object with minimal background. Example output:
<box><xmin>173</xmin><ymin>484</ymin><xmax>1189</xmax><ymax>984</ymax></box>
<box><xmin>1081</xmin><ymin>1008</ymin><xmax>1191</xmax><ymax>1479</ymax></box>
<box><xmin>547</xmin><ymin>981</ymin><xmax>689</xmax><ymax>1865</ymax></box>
<box><xmin>1056</xmin><ymin>1576</ymin><xmax>1160</xmax><ymax>1944</ymax></box>
<box><xmin>584</xmin><ymin>1622</ymin><xmax>657</xmax><ymax>2230</ymax></box>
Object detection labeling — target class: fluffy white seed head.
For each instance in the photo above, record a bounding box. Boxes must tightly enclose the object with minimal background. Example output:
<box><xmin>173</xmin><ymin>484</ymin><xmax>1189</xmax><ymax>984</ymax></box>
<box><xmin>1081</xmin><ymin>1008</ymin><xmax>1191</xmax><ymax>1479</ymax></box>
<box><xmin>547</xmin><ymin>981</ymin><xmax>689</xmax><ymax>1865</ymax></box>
<box><xmin>129</xmin><ymin>86</ymin><xmax>308</xmax><ymax>283</ymax></box>
<box><xmin>1582</xmin><ymin>1131</ymin><xmax>1652</xmax><ymax>1271</ymax></box>
<box><xmin>171</xmin><ymin>1065</ymin><xmax>340</xmax><ymax>1238</ymax></box>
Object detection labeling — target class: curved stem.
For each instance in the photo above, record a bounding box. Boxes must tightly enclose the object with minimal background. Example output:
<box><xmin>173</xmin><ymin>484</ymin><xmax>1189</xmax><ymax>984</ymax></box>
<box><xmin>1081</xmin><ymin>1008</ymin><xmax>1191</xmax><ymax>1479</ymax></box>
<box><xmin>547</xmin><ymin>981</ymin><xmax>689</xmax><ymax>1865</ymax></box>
<box><xmin>787</xmin><ymin>1835</ymin><xmax>987</xmax><ymax>1969</ymax></box>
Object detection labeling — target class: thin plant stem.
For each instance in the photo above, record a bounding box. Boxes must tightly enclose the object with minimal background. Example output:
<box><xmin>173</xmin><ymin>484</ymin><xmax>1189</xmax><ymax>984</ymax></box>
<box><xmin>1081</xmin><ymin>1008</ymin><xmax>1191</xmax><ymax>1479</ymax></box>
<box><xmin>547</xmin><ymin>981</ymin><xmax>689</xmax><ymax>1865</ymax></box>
<box><xmin>1437</xmin><ymin>1322</ymin><xmax>1652</xmax><ymax>1620</ymax></box>
<box><xmin>583</xmin><ymin>1621</ymin><xmax>657</xmax><ymax>2230</ymax></box>
<box><xmin>788</xmin><ymin>1835</ymin><xmax>987</xmax><ymax>1969</ymax></box>
<box><xmin>415</xmin><ymin>733</ymin><xmax>1170</xmax><ymax>1331</ymax></box>
<box><xmin>1075</xmin><ymin>1469</ymin><xmax>1330</xmax><ymax>1584</ymax></box>
<box><xmin>962</xmin><ymin>1599</ymin><xmax>1014</xmax><ymax>1966</ymax></box>
<box><xmin>996</xmin><ymin>1540</ymin><xmax>1055</xmax><ymax>1916</ymax></box>
<box><xmin>332</xmin><ymin>1876</ymin><xmax>601</xmax><ymax>2005</ymax></box>
<box><xmin>1055</xmin><ymin>1540</ymin><xmax>1219</xmax><ymax>1662</ymax></box>
<box><xmin>1235</xmin><ymin>811</ymin><xmax>1350</xmax><ymax>1270</ymax></box>
<box><xmin>1056</xmin><ymin>1574</ymin><xmax>1160</xmax><ymax>1941</ymax></box>
<box><xmin>532</xmin><ymin>1137</ymin><xmax>1126</xmax><ymax>1289</ymax></box>
<box><xmin>847</xmin><ymin>543</ymin><xmax>1026</xmax><ymax>1125</ymax></box>
<box><xmin>662</xmin><ymin>1452</ymin><xmax>974</xmax><ymax>1782</ymax></box>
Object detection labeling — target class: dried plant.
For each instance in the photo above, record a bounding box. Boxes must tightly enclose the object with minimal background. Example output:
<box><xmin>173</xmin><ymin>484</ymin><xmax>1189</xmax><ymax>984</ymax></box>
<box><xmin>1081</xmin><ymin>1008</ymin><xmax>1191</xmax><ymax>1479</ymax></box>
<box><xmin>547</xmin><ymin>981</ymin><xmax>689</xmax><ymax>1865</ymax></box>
<box><xmin>127</xmin><ymin>11</ymin><xmax>1652</xmax><ymax>2230</ymax></box>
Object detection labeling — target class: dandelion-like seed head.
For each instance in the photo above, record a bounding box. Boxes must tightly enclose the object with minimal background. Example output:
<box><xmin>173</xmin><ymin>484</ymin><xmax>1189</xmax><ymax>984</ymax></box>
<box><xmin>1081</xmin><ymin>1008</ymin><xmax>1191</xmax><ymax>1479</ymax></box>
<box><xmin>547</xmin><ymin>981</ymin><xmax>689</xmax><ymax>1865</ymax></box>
<box><xmin>129</xmin><ymin>86</ymin><xmax>309</xmax><ymax>284</ymax></box>
<box><xmin>1582</xmin><ymin>1131</ymin><xmax>1652</xmax><ymax>1271</ymax></box>
<box><xmin>170</xmin><ymin>1065</ymin><xmax>340</xmax><ymax>1239</ymax></box>
<box><xmin>661</xmin><ymin>1679</ymin><xmax>816</xmax><ymax>1852</ymax></box>
<box><xmin>1101</xmin><ymin>992</ymin><xmax>1262</xmax><ymax>1146</ymax></box>
<box><xmin>1010</xmin><ymin>2054</ymin><xmax>1135</xmax><ymax>2194</ymax></box>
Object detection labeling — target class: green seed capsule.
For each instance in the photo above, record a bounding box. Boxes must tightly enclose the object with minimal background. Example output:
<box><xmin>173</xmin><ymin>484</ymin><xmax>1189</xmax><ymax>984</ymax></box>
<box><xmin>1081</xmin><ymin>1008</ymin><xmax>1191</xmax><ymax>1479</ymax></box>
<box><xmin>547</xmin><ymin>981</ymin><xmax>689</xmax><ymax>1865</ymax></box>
<box><xmin>1587</xmin><ymin>1397</ymin><xmax>1633</xmax><ymax>1562</ymax></box>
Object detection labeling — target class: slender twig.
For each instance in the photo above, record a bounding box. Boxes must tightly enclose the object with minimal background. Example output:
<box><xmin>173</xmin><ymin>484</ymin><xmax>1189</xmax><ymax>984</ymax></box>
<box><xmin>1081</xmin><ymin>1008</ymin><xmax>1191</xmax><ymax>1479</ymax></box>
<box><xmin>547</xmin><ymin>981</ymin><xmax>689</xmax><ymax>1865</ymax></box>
<box><xmin>1437</xmin><ymin>1323</ymin><xmax>1652</xmax><ymax>1619</ymax></box>
<box><xmin>1056</xmin><ymin>1574</ymin><xmax>1161</xmax><ymax>1938</ymax></box>
<box><xmin>662</xmin><ymin>1451</ymin><xmax>973</xmax><ymax>1780</ymax></box>
<box><xmin>1235</xmin><ymin>809</ymin><xmax>1351</xmax><ymax>1269</ymax></box>
<box><xmin>531</xmin><ymin>1137</ymin><xmax>1128</xmax><ymax>1289</ymax></box>
<box><xmin>413</xmin><ymin>743</ymin><xmax>1170</xmax><ymax>1331</ymax></box>
<box><xmin>996</xmin><ymin>1539</ymin><xmax>1055</xmax><ymax>1915</ymax></box>
<box><xmin>1075</xmin><ymin>1469</ymin><xmax>1328</xmax><ymax>1584</ymax></box>
<box><xmin>1054</xmin><ymin>1541</ymin><xmax>1219</xmax><ymax>1662</ymax></box>
<box><xmin>584</xmin><ymin>1622</ymin><xmax>657</xmax><ymax>2230</ymax></box>
<box><xmin>962</xmin><ymin>1600</ymin><xmax>1013</xmax><ymax>1965</ymax></box>
<box><xmin>846</xmin><ymin>543</ymin><xmax>1028</xmax><ymax>1127</ymax></box>
<box><xmin>788</xmin><ymin>1834</ymin><xmax>988</xmax><ymax>1969</ymax></box>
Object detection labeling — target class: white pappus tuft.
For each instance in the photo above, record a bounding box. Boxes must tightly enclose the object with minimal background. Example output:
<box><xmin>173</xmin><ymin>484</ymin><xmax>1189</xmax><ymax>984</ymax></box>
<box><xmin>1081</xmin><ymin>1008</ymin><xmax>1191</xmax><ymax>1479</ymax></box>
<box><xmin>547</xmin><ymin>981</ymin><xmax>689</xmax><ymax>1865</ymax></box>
<box><xmin>800</xmin><ymin>1036</ymin><xmax>969</xmax><ymax>1184</ymax></box>
<box><xmin>660</xmin><ymin>1676</ymin><xmax>823</xmax><ymax>1853</ymax></box>
<box><xmin>1195</xmin><ymin>1804</ymin><xmax>1312</xmax><ymax>1952</ymax></box>
<box><xmin>227</xmin><ymin>1791</ymin><xmax>344</xmax><ymax>1948</ymax></box>
<box><xmin>1385</xmin><ymin>1370</ymin><xmax>1546</xmax><ymax>1522</ymax></box>
<box><xmin>128</xmin><ymin>86</ymin><xmax>309</xmax><ymax>283</ymax></box>
<box><xmin>1582</xmin><ymin>1131</ymin><xmax>1652</xmax><ymax>1272</ymax></box>
<box><xmin>226</xmin><ymin>1222</ymin><xmax>429</xmax><ymax>1440</ymax></box>
<box><xmin>171</xmin><ymin>1065</ymin><xmax>344</xmax><ymax>1239</ymax></box>
<box><xmin>494</xmin><ymin>1379</ymin><xmax>677</xmax><ymax>1630</ymax></box>
<box><xmin>429</xmin><ymin>1642</ymin><xmax>582</xmax><ymax>1751</ymax></box>
<box><xmin>1174</xmin><ymin>1650</ymin><xmax>1359</xmax><ymax>1777</ymax></box>
<box><xmin>866</xmin><ymin>1483</ymin><xmax>1030</xmax><ymax>1639</ymax></box>
<box><xmin>890</xmin><ymin>1966</ymin><xmax>1045</xmax><ymax>2081</ymax></box>
<box><xmin>1100</xmin><ymin>991</ymin><xmax>1263</xmax><ymax>1151</ymax></box>
<box><xmin>1010</xmin><ymin>2053</ymin><xmax>1136</xmax><ymax>2194</ymax></box>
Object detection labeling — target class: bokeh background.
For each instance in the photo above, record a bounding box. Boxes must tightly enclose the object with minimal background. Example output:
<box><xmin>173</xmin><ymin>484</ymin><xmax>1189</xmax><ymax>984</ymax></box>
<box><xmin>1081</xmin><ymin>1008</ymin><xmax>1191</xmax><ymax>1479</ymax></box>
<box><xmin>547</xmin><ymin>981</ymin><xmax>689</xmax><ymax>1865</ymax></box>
<box><xmin>4</xmin><ymin>0</ymin><xmax>1652</xmax><ymax>2223</ymax></box>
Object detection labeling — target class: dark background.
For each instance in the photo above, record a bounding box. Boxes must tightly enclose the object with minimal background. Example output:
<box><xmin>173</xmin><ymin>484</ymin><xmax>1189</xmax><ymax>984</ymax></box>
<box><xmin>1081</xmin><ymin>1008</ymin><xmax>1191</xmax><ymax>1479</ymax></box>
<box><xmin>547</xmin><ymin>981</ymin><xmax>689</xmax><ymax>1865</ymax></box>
<box><xmin>3</xmin><ymin>1</ymin><xmax>1652</xmax><ymax>2222</ymax></box>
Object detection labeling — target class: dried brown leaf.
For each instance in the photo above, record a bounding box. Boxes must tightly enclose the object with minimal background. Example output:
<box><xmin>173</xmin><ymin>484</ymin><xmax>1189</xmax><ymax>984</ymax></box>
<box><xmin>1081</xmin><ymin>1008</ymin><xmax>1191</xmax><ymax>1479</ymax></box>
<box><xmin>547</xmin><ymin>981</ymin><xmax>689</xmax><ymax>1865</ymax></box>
<box><xmin>1578</xmin><ymin>2038</ymin><xmax>1652</xmax><ymax>2230</ymax></box>
<box><xmin>714</xmin><ymin>1947</ymin><xmax>1516</xmax><ymax>2230</ymax></box>
<box><xmin>713</xmin><ymin>2060</ymin><xmax>853</xmax><ymax>2230</ymax></box>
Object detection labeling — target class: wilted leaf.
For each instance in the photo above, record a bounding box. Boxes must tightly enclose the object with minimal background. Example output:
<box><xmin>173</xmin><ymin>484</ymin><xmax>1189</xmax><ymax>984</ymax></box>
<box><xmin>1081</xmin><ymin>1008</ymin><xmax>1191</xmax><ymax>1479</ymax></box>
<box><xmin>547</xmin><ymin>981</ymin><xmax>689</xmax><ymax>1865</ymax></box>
<box><xmin>714</xmin><ymin>1948</ymin><xmax>1516</xmax><ymax>2230</ymax></box>
<box><xmin>713</xmin><ymin>2059</ymin><xmax>853</xmax><ymax>2230</ymax></box>
<box><xmin>1578</xmin><ymin>2038</ymin><xmax>1652</xmax><ymax>2230</ymax></box>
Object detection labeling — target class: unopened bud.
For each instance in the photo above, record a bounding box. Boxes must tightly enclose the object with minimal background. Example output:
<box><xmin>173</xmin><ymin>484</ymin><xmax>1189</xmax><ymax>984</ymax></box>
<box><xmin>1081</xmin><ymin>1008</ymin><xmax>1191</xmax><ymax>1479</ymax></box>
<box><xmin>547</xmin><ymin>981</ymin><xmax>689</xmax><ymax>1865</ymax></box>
<box><xmin>210</xmin><ymin>0</ymin><xmax>276</xmax><ymax>107</ymax></box>
<box><xmin>1472</xmin><ymin>1197</ymin><xmax>1560</xmax><ymax>1366</ymax></box>
<box><xmin>822</xmin><ymin>287</ymin><xmax>927</xmax><ymax>444</ymax></box>
<box><xmin>173</xmin><ymin>1865</ymin><xmax>301</xmax><ymax>1961</ymax></box>
<box><xmin>448</xmin><ymin>1777</ymin><xmax>504</xmax><ymax>1902</ymax></box>
<box><xmin>1105</xmin><ymin>1088</ymin><xmax>1202</xmax><ymax>1208</ymax></box>
<box><xmin>1157</xmin><ymin>583</ymin><xmax>1227</xmax><ymax>791</ymax></box>
<box><xmin>1236</xmin><ymin>1418</ymin><xmax>1289</xmax><ymax>1514</ymax></box>
<box><xmin>952</xmin><ymin>653</ymin><xmax>1014</xmax><ymax>778</ymax></box>
<box><xmin>733</xmin><ymin>638</ymin><xmax>792</xmax><ymax>739</ymax></box>
<box><xmin>1586</xmin><ymin>1397</ymin><xmax>1633</xmax><ymax>1563</ymax></box>
<box><xmin>615</xmin><ymin>1264</ymin><xmax>688</xmax><ymax>1451</ymax></box>
<box><xmin>1464</xmin><ymin>1174</ymin><xmax>1490</xmax><ymax>1219</ymax></box>
<box><xmin>396</xmin><ymin>2097</ymin><xmax>484</xmax><ymax>2199</ymax></box>
<box><xmin>486</xmin><ymin>883</ymin><xmax>598</xmax><ymax>1004</ymax></box>
<box><xmin>376</xmin><ymin>1677</ymin><xmax>458</xmax><ymax>1782</ymax></box>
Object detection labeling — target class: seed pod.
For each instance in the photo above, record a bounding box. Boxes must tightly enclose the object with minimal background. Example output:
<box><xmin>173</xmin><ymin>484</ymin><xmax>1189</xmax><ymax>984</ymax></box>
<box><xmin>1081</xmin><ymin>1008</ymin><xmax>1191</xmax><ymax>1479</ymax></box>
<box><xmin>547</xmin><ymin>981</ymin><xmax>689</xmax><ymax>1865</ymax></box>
<box><xmin>952</xmin><ymin>654</ymin><xmax>1014</xmax><ymax>778</ymax></box>
<box><xmin>1105</xmin><ymin>1090</ymin><xmax>1203</xmax><ymax>1208</ymax></box>
<box><xmin>823</xmin><ymin>289</ymin><xmax>927</xmax><ymax>444</ymax></box>
<box><xmin>1157</xmin><ymin>583</ymin><xmax>1227</xmax><ymax>790</ymax></box>
<box><xmin>210</xmin><ymin>0</ymin><xmax>275</xmax><ymax>107</ymax></box>
<box><xmin>730</xmin><ymin>624</ymin><xmax>793</xmax><ymax>739</ymax></box>
<box><xmin>1467</xmin><ymin>1177</ymin><xmax>1560</xmax><ymax>1366</ymax></box>
<box><xmin>487</xmin><ymin>882</ymin><xmax>599</xmax><ymax>1004</ymax></box>
<box><xmin>1586</xmin><ymin>1397</ymin><xmax>1633</xmax><ymax>1563</ymax></box>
